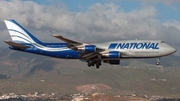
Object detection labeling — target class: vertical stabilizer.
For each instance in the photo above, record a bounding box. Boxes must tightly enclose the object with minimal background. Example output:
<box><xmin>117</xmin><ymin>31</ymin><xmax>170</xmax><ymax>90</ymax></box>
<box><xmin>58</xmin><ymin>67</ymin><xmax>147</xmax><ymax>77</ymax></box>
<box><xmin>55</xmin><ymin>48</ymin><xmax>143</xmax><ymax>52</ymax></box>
<box><xmin>4</xmin><ymin>20</ymin><xmax>42</xmax><ymax>44</ymax></box>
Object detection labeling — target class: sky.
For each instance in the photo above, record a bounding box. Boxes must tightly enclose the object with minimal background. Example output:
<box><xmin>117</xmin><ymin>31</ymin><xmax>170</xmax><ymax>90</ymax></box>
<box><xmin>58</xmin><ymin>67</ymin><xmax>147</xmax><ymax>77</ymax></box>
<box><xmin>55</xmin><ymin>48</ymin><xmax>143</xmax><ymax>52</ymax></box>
<box><xmin>0</xmin><ymin>0</ymin><xmax>180</xmax><ymax>55</ymax></box>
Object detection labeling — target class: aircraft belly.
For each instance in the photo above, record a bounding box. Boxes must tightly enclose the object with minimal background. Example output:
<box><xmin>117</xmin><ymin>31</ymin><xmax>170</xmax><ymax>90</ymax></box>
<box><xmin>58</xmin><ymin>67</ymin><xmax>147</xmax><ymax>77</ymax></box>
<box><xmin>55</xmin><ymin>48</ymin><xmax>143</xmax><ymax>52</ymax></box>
<box><xmin>121</xmin><ymin>49</ymin><xmax>162</xmax><ymax>58</ymax></box>
<box><xmin>135</xmin><ymin>51</ymin><xmax>160</xmax><ymax>57</ymax></box>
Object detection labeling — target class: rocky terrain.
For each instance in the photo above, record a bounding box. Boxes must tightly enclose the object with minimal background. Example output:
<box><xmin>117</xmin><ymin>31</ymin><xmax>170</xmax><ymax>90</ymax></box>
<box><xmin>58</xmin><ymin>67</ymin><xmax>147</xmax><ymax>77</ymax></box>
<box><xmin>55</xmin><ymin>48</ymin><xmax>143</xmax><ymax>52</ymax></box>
<box><xmin>0</xmin><ymin>48</ymin><xmax>180</xmax><ymax>99</ymax></box>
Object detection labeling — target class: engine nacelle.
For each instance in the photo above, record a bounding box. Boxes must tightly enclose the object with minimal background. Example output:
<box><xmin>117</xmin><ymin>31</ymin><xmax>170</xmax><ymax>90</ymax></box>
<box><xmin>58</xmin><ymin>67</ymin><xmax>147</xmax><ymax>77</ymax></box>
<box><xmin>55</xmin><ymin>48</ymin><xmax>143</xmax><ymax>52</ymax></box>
<box><xmin>102</xmin><ymin>51</ymin><xmax>120</xmax><ymax>58</ymax></box>
<box><xmin>85</xmin><ymin>45</ymin><xmax>96</xmax><ymax>52</ymax></box>
<box><xmin>78</xmin><ymin>45</ymin><xmax>96</xmax><ymax>52</ymax></box>
<box><xmin>103</xmin><ymin>60</ymin><xmax>120</xmax><ymax>65</ymax></box>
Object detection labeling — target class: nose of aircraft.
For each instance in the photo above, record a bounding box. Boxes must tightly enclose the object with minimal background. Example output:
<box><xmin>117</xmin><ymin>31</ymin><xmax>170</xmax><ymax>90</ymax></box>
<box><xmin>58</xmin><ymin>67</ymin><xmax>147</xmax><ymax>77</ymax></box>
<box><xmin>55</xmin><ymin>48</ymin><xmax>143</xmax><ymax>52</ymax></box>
<box><xmin>167</xmin><ymin>47</ymin><xmax>177</xmax><ymax>54</ymax></box>
<box><xmin>172</xmin><ymin>47</ymin><xmax>177</xmax><ymax>53</ymax></box>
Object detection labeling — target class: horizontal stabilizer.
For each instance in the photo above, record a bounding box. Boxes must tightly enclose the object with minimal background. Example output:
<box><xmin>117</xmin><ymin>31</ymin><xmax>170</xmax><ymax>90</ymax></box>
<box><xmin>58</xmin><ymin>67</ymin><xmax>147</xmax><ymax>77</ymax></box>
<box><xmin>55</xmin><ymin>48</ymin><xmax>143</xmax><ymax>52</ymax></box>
<box><xmin>4</xmin><ymin>41</ymin><xmax>31</xmax><ymax>49</ymax></box>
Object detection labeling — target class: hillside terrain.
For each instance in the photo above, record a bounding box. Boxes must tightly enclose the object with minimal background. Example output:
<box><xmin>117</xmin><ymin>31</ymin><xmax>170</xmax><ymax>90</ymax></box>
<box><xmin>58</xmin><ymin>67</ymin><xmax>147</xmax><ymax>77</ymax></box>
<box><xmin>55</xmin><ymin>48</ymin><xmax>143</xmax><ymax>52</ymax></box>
<box><xmin>0</xmin><ymin>48</ymin><xmax>180</xmax><ymax>98</ymax></box>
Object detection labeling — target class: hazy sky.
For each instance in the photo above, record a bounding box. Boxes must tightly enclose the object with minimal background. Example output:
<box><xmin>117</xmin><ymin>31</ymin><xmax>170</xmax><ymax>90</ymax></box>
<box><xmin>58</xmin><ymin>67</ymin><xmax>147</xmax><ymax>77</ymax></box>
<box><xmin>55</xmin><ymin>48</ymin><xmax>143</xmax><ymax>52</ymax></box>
<box><xmin>0</xmin><ymin>0</ymin><xmax>180</xmax><ymax>55</ymax></box>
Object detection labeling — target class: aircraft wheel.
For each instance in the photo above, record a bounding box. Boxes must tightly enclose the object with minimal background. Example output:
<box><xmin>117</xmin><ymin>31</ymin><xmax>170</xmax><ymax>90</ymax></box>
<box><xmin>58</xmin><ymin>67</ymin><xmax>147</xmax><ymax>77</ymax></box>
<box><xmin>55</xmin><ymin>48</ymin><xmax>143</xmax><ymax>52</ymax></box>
<box><xmin>87</xmin><ymin>62</ymin><xmax>92</xmax><ymax>67</ymax></box>
<box><xmin>96</xmin><ymin>64</ymin><xmax>99</xmax><ymax>69</ymax></box>
<box><xmin>156</xmin><ymin>62</ymin><xmax>160</xmax><ymax>65</ymax></box>
<box><xmin>98</xmin><ymin>62</ymin><xmax>102</xmax><ymax>66</ymax></box>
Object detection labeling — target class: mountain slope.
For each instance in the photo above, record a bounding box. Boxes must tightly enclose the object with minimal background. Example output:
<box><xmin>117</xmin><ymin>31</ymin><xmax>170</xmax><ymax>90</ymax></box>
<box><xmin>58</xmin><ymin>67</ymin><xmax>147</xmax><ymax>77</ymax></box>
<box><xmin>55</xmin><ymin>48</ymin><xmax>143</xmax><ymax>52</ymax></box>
<box><xmin>0</xmin><ymin>48</ymin><xmax>180</xmax><ymax>97</ymax></box>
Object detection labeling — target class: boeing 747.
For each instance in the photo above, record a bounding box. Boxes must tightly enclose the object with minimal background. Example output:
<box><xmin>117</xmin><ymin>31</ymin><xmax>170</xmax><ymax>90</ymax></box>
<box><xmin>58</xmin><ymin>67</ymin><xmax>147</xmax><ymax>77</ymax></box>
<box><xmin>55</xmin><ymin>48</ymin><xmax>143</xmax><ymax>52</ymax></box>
<box><xmin>4</xmin><ymin>20</ymin><xmax>176</xmax><ymax>69</ymax></box>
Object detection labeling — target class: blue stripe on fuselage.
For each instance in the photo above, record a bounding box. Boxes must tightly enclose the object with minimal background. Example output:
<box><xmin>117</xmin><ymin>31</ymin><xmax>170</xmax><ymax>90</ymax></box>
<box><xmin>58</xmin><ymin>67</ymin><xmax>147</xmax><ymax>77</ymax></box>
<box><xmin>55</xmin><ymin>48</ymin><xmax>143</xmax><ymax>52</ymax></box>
<box><xmin>25</xmin><ymin>49</ymin><xmax>81</xmax><ymax>59</ymax></box>
<box><xmin>43</xmin><ymin>43</ymin><xmax>68</xmax><ymax>48</ymax></box>
<box><xmin>10</xmin><ymin>43</ymin><xmax>81</xmax><ymax>59</ymax></box>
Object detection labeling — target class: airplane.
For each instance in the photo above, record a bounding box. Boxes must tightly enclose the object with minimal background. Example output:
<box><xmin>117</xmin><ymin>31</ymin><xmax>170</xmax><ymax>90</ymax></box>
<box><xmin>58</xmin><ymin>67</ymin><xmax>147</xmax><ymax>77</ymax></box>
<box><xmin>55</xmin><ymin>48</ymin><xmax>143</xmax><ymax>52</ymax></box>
<box><xmin>4</xmin><ymin>19</ymin><xmax>176</xmax><ymax>69</ymax></box>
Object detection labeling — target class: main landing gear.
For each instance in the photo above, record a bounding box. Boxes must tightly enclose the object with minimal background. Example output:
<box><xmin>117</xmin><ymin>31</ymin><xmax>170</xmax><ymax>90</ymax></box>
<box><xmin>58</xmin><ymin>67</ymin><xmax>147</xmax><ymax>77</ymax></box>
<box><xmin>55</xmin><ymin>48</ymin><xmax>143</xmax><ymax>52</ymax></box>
<box><xmin>156</xmin><ymin>57</ymin><xmax>160</xmax><ymax>65</ymax></box>
<box><xmin>87</xmin><ymin>60</ymin><xmax>102</xmax><ymax>69</ymax></box>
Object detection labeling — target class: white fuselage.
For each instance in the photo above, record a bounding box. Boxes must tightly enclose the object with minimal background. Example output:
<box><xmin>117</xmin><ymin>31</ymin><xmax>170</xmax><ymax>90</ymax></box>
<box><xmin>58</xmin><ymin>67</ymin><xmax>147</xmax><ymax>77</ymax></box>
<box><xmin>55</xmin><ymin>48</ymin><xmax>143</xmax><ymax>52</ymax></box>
<box><xmin>95</xmin><ymin>40</ymin><xmax>176</xmax><ymax>59</ymax></box>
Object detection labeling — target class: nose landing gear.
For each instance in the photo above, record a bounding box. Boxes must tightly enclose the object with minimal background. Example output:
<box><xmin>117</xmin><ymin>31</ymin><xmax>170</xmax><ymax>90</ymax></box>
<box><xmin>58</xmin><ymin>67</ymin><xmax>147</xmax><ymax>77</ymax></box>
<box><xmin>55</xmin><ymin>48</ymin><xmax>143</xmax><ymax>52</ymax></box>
<box><xmin>156</xmin><ymin>57</ymin><xmax>160</xmax><ymax>65</ymax></box>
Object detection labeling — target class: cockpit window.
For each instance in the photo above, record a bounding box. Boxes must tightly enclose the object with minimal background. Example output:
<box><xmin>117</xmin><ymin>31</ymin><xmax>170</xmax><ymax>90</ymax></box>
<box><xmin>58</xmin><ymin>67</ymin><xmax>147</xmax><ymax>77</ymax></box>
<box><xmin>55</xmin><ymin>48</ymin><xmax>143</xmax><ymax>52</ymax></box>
<box><xmin>161</xmin><ymin>41</ymin><xmax>165</xmax><ymax>43</ymax></box>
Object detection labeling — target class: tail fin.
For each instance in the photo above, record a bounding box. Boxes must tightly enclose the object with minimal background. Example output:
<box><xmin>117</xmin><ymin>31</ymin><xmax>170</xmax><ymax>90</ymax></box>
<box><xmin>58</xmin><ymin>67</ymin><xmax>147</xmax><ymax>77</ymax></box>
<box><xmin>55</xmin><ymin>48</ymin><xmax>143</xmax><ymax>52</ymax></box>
<box><xmin>4</xmin><ymin>20</ymin><xmax>42</xmax><ymax>44</ymax></box>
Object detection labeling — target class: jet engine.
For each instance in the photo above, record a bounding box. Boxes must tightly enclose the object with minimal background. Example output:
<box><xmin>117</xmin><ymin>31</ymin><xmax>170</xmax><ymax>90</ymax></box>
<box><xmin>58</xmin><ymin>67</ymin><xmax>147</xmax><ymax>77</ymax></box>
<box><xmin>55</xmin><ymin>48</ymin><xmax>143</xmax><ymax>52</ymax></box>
<box><xmin>102</xmin><ymin>51</ymin><xmax>120</xmax><ymax>58</ymax></box>
<box><xmin>78</xmin><ymin>45</ymin><xmax>96</xmax><ymax>52</ymax></box>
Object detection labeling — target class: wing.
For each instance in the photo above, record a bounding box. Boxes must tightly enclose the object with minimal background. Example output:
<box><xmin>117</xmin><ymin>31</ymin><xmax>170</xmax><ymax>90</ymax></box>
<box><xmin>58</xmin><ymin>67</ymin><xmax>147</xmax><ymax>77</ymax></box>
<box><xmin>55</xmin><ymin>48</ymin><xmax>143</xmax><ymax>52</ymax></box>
<box><xmin>52</xmin><ymin>35</ymin><xmax>105</xmax><ymax>60</ymax></box>
<box><xmin>52</xmin><ymin>35</ymin><xmax>82</xmax><ymax>46</ymax></box>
